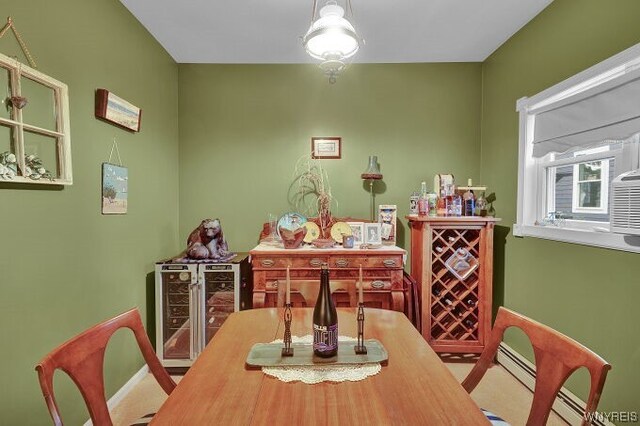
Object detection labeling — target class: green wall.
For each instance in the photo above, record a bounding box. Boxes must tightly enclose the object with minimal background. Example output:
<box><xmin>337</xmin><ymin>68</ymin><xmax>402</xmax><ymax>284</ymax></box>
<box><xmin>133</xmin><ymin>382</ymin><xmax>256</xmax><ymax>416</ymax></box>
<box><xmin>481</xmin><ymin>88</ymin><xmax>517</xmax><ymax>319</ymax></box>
<box><xmin>178</xmin><ymin>63</ymin><xmax>482</xmax><ymax>253</ymax></box>
<box><xmin>0</xmin><ymin>0</ymin><xmax>179</xmax><ymax>424</ymax></box>
<box><xmin>481</xmin><ymin>0</ymin><xmax>640</xmax><ymax>414</ymax></box>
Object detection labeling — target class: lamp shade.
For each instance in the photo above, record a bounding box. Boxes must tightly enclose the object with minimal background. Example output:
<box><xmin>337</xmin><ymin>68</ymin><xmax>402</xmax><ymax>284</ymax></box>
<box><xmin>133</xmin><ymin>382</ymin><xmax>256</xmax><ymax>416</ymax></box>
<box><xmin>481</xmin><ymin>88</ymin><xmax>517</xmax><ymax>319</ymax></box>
<box><xmin>361</xmin><ymin>156</ymin><xmax>382</xmax><ymax>180</ymax></box>
<box><xmin>302</xmin><ymin>1</ymin><xmax>360</xmax><ymax>83</ymax></box>
<box><xmin>303</xmin><ymin>3</ymin><xmax>359</xmax><ymax>60</ymax></box>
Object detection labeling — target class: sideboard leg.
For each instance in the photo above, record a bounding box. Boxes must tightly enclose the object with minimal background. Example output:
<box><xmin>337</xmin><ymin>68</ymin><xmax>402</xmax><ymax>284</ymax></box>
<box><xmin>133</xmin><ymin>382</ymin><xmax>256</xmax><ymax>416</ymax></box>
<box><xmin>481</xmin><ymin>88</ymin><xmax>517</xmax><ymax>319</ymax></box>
<box><xmin>253</xmin><ymin>292</ymin><xmax>266</xmax><ymax>308</ymax></box>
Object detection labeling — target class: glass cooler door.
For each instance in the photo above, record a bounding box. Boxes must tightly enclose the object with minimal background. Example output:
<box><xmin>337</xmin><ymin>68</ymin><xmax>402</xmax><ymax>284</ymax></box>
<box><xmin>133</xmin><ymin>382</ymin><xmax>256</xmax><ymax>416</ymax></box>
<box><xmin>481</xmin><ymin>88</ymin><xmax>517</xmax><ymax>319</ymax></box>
<box><xmin>159</xmin><ymin>265</ymin><xmax>197</xmax><ymax>360</ymax></box>
<box><xmin>200</xmin><ymin>264</ymin><xmax>237</xmax><ymax>348</ymax></box>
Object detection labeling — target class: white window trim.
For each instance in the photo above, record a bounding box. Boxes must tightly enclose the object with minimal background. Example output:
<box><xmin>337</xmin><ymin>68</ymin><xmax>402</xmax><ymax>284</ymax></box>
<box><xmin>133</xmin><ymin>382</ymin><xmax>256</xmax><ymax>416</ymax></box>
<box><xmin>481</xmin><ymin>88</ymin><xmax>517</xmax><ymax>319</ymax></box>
<box><xmin>571</xmin><ymin>159</ymin><xmax>609</xmax><ymax>214</ymax></box>
<box><xmin>515</xmin><ymin>43</ymin><xmax>640</xmax><ymax>253</ymax></box>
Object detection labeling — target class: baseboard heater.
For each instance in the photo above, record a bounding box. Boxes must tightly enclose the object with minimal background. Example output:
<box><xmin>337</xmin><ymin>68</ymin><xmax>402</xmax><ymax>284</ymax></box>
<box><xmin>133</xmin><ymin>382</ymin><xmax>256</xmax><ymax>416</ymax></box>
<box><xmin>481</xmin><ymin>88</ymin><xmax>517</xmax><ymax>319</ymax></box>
<box><xmin>497</xmin><ymin>343</ymin><xmax>611</xmax><ymax>426</ymax></box>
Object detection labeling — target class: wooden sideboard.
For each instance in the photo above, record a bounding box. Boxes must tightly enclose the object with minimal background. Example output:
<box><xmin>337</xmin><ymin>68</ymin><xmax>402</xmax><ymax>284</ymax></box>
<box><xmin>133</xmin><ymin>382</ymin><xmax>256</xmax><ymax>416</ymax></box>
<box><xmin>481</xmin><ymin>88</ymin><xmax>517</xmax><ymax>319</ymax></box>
<box><xmin>406</xmin><ymin>216</ymin><xmax>500</xmax><ymax>353</ymax></box>
<box><xmin>249</xmin><ymin>244</ymin><xmax>406</xmax><ymax>312</ymax></box>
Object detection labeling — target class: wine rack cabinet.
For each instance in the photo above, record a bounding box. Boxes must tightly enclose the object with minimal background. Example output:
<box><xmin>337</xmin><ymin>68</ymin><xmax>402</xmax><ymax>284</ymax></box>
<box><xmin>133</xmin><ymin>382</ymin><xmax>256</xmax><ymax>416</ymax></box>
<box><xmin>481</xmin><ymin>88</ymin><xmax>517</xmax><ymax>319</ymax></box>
<box><xmin>406</xmin><ymin>216</ymin><xmax>500</xmax><ymax>353</ymax></box>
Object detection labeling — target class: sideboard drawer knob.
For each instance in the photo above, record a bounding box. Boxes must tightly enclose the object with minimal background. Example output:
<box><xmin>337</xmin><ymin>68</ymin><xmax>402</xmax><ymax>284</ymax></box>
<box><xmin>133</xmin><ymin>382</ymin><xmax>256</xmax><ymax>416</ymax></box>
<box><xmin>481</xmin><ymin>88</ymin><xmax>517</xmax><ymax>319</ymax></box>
<box><xmin>335</xmin><ymin>259</ymin><xmax>349</xmax><ymax>268</ymax></box>
<box><xmin>309</xmin><ymin>258</ymin><xmax>323</xmax><ymax>267</ymax></box>
<box><xmin>371</xmin><ymin>280</ymin><xmax>385</xmax><ymax>289</ymax></box>
<box><xmin>383</xmin><ymin>259</ymin><xmax>397</xmax><ymax>267</ymax></box>
<box><xmin>261</xmin><ymin>259</ymin><xmax>275</xmax><ymax>267</ymax></box>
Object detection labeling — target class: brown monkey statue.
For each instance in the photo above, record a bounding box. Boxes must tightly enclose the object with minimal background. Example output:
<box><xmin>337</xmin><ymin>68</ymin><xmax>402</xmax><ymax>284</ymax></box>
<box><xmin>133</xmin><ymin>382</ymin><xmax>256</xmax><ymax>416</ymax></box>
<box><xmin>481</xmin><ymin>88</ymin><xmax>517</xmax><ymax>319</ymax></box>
<box><xmin>186</xmin><ymin>218</ymin><xmax>229</xmax><ymax>259</ymax></box>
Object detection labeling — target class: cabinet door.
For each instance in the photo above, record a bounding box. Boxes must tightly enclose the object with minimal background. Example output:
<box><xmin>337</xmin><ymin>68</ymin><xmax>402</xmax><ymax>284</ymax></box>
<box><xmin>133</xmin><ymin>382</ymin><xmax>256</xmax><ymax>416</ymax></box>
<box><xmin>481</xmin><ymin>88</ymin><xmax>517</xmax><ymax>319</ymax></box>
<box><xmin>158</xmin><ymin>266</ymin><xmax>197</xmax><ymax>361</ymax></box>
<box><xmin>429</xmin><ymin>226</ymin><xmax>482</xmax><ymax>347</ymax></box>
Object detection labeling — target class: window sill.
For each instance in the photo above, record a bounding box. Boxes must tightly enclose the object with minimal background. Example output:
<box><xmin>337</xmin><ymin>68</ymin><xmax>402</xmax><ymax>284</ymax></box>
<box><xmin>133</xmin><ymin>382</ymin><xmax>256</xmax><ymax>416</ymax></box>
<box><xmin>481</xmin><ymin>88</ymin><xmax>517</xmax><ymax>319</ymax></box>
<box><xmin>513</xmin><ymin>224</ymin><xmax>640</xmax><ymax>254</ymax></box>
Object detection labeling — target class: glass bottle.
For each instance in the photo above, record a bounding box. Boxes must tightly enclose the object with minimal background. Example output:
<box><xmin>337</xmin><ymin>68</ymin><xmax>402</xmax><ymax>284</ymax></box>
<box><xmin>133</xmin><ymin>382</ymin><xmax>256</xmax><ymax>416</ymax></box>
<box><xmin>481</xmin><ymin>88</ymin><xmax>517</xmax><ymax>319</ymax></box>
<box><xmin>409</xmin><ymin>190</ymin><xmax>420</xmax><ymax>215</ymax></box>
<box><xmin>463</xmin><ymin>179</ymin><xmax>475</xmax><ymax>216</ymax></box>
<box><xmin>418</xmin><ymin>181</ymin><xmax>428</xmax><ymax>216</ymax></box>
<box><xmin>313</xmin><ymin>264</ymin><xmax>338</xmax><ymax>357</ymax></box>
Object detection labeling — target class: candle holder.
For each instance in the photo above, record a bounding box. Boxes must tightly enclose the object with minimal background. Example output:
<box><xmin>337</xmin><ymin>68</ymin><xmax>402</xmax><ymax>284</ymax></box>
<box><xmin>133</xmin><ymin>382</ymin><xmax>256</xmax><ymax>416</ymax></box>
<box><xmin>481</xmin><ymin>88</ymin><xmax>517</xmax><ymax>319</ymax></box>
<box><xmin>354</xmin><ymin>303</ymin><xmax>367</xmax><ymax>354</ymax></box>
<box><xmin>281</xmin><ymin>303</ymin><xmax>294</xmax><ymax>357</ymax></box>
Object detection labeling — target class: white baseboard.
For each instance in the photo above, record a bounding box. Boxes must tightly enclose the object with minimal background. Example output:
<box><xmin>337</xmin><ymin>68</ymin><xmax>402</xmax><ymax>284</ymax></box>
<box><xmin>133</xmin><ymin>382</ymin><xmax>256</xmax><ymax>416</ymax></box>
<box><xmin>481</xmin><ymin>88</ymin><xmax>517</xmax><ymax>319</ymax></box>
<box><xmin>497</xmin><ymin>343</ymin><xmax>612</xmax><ymax>426</ymax></box>
<box><xmin>83</xmin><ymin>364</ymin><xmax>149</xmax><ymax>426</ymax></box>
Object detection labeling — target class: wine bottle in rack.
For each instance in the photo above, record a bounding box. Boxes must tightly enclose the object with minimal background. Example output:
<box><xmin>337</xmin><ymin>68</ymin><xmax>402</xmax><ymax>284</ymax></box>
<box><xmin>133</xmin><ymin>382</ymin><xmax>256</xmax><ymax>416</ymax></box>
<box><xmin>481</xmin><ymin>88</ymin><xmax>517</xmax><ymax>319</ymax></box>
<box><xmin>313</xmin><ymin>264</ymin><xmax>338</xmax><ymax>358</ymax></box>
<box><xmin>464</xmin><ymin>319</ymin><xmax>475</xmax><ymax>328</ymax></box>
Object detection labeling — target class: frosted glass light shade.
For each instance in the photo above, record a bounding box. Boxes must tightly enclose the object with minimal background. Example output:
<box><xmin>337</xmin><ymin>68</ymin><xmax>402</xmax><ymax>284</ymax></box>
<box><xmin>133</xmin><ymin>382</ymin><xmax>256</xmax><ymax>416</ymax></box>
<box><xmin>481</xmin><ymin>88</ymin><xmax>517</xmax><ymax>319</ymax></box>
<box><xmin>303</xmin><ymin>2</ymin><xmax>360</xmax><ymax>60</ymax></box>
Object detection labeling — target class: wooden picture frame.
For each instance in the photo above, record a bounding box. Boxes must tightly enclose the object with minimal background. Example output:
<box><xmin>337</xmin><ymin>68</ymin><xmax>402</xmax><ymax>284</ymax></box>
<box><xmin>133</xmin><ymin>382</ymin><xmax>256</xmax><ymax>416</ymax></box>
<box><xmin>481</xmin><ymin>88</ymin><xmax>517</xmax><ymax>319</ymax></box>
<box><xmin>311</xmin><ymin>137</ymin><xmax>341</xmax><ymax>159</ymax></box>
<box><xmin>95</xmin><ymin>89</ymin><xmax>142</xmax><ymax>132</ymax></box>
<box><xmin>364</xmin><ymin>222</ymin><xmax>382</xmax><ymax>245</ymax></box>
<box><xmin>346</xmin><ymin>222</ymin><xmax>365</xmax><ymax>245</ymax></box>
<box><xmin>102</xmin><ymin>163</ymin><xmax>128</xmax><ymax>214</ymax></box>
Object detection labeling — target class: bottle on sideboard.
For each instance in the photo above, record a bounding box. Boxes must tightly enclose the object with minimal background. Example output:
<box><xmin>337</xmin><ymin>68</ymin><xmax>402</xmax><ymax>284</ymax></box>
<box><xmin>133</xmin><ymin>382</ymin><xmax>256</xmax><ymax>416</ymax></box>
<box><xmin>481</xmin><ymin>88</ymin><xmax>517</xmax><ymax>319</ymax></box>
<box><xmin>409</xmin><ymin>190</ymin><xmax>420</xmax><ymax>215</ymax></box>
<box><xmin>418</xmin><ymin>181</ymin><xmax>429</xmax><ymax>216</ymax></box>
<box><xmin>313</xmin><ymin>264</ymin><xmax>338</xmax><ymax>358</ymax></box>
<box><xmin>463</xmin><ymin>179</ymin><xmax>476</xmax><ymax>216</ymax></box>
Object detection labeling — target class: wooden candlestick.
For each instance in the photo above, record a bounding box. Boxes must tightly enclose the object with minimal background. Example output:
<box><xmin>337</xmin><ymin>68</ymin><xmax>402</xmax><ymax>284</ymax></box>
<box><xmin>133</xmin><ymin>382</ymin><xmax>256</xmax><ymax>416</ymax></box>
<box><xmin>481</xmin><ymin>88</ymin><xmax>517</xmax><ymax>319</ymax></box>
<box><xmin>355</xmin><ymin>303</ymin><xmax>367</xmax><ymax>354</ymax></box>
<box><xmin>281</xmin><ymin>303</ymin><xmax>293</xmax><ymax>357</ymax></box>
<box><xmin>286</xmin><ymin>266</ymin><xmax>291</xmax><ymax>305</ymax></box>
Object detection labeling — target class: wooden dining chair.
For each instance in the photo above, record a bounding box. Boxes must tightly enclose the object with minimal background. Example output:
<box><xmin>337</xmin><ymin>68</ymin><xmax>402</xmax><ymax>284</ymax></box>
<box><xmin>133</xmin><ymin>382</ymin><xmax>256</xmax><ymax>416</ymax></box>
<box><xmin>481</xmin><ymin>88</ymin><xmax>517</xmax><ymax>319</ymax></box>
<box><xmin>461</xmin><ymin>307</ymin><xmax>611</xmax><ymax>426</ymax></box>
<box><xmin>35</xmin><ymin>308</ymin><xmax>177</xmax><ymax>426</ymax></box>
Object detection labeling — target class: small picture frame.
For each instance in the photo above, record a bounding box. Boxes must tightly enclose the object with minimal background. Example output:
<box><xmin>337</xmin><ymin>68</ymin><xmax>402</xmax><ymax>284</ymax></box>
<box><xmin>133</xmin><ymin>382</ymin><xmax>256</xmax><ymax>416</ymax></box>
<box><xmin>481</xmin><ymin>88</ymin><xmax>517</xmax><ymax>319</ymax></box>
<box><xmin>347</xmin><ymin>222</ymin><xmax>365</xmax><ymax>245</ymax></box>
<box><xmin>311</xmin><ymin>137</ymin><xmax>341</xmax><ymax>159</ymax></box>
<box><xmin>378</xmin><ymin>204</ymin><xmax>397</xmax><ymax>245</ymax></box>
<box><xmin>364</xmin><ymin>222</ymin><xmax>382</xmax><ymax>245</ymax></box>
<box><xmin>102</xmin><ymin>163</ymin><xmax>128</xmax><ymax>215</ymax></box>
<box><xmin>95</xmin><ymin>88</ymin><xmax>142</xmax><ymax>132</ymax></box>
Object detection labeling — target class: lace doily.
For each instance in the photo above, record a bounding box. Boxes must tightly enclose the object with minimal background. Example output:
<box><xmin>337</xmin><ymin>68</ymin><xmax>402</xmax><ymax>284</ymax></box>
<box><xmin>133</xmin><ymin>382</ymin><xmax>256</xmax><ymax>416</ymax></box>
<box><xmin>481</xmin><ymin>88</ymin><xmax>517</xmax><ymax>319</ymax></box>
<box><xmin>262</xmin><ymin>335</ymin><xmax>382</xmax><ymax>384</ymax></box>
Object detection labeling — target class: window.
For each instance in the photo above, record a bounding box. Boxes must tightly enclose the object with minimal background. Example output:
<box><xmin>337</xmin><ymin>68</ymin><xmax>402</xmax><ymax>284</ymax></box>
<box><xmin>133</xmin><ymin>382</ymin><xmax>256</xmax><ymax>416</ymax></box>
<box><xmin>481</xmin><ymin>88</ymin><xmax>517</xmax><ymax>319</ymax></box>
<box><xmin>515</xmin><ymin>43</ymin><xmax>640</xmax><ymax>253</ymax></box>
<box><xmin>0</xmin><ymin>52</ymin><xmax>72</xmax><ymax>185</ymax></box>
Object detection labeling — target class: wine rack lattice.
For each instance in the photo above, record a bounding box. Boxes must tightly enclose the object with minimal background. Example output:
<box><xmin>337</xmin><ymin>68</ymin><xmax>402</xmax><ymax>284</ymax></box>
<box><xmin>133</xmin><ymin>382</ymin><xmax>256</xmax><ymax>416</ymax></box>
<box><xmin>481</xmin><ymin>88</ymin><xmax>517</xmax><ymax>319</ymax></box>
<box><xmin>430</xmin><ymin>228</ymin><xmax>481</xmax><ymax>342</ymax></box>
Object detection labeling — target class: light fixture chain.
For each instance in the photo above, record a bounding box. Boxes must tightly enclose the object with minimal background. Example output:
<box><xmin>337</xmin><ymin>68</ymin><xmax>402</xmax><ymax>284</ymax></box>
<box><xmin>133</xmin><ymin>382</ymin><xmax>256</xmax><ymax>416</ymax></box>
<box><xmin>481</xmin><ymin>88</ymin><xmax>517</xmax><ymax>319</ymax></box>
<box><xmin>347</xmin><ymin>0</ymin><xmax>354</xmax><ymax>19</ymax></box>
<box><xmin>310</xmin><ymin>0</ymin><xmax>318</xmax><ymax>23</ymax></box>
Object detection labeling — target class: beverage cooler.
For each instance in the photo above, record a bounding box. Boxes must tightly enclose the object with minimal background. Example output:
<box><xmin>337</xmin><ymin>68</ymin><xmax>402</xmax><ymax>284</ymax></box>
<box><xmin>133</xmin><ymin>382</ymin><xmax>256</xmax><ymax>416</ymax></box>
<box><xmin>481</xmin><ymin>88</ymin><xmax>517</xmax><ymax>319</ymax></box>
<box><xmin>155</xmin><ymin>255</ymin><xmax>251</xmax><ymax>367</ymax></box>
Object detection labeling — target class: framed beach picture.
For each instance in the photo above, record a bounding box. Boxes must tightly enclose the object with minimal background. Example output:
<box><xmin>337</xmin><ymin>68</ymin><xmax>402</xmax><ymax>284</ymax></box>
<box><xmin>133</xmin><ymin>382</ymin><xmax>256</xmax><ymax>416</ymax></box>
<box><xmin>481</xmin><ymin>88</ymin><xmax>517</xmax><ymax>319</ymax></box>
<box><xmin>102</xmin><ymin>163</ymin><xmax>128</xmax><ymax>214</ymax></box>
<box><xmin>311</xmin><ymin>137</ymin><xmax>341</xmax><ymax>159</ymax></box>
<box><xmin>364</xmin><ymin>222</ymin><xmax>382</xmax><ymax>245</ymax></box>
<box><xmin>95</xmin><ymin>89</ymin><xmax>142</xmax><ymax>132</ymax></box>
<box><xmin>347</xmin><ymin>222</ymin><xmax>365</xmax><ymax>245</ymax></box>
<box><xmin>378</xmin><ymin>204</ymin><xmax>397</xmax><ymax>245</ymax></box>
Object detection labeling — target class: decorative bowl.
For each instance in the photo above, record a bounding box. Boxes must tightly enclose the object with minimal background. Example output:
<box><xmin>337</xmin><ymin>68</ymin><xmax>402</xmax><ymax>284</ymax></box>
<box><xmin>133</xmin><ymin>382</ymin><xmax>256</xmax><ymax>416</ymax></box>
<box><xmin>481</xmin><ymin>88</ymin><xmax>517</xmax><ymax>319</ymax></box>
<box><xmin>311</xmin><ymin>238</ymin><xmax>335</xmax><ymax>249</ymax></box>
<box><xmin>279</xmin><ymin>226</ymin><xmax>307</xmax><ymax>249</ymax></box>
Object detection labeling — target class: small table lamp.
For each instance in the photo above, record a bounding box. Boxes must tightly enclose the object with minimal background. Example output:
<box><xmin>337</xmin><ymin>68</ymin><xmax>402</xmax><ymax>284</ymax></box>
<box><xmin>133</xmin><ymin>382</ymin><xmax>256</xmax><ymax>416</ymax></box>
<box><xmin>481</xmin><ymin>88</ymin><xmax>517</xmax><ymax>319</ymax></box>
<box><xmin>361</xmin><ymin>156</ymin><xmax>383</xmax><ymax>221</ymax></box>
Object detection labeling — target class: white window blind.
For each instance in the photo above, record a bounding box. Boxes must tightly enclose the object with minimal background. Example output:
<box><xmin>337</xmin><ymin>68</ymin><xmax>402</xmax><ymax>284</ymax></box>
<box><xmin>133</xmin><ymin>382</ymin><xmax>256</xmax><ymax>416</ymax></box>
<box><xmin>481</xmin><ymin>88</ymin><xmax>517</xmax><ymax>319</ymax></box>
<box><xmin>531</xmin><ymin>67</ymin><xmax>640</xmax><ymax>158</ymax></box>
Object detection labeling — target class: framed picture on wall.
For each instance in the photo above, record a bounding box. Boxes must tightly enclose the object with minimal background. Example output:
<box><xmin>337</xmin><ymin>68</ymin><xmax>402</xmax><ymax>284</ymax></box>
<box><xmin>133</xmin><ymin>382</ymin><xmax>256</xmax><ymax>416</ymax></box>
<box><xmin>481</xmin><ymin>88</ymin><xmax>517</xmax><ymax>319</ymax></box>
<box><xmin>102</xmin><ymin>163</ymin><xmax>128</xmax><ymax>215</ymax></box>
<box><xmin>95</xmin><ymin>89</ymin><xmax>142</xmax><ymax>132</ymax></box>
<box><xmin>364</xmin><ymin>222</ymin><xmax>382</xmax><ymax>245</ymax></box>
<box><xmin>311</xmin><ymin>137</ymin><xmax>341</xmax><ymax>159</ymax></box>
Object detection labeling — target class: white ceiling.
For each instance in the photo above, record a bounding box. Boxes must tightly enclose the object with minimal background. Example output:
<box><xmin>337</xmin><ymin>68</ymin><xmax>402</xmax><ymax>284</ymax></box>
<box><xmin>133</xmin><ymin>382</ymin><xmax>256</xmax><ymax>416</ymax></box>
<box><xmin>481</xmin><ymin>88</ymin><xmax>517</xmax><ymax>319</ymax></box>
<box><xmin>119</xmin><ymin>0</ymin><xmax>553</xmax><ymax>64</ymax></box>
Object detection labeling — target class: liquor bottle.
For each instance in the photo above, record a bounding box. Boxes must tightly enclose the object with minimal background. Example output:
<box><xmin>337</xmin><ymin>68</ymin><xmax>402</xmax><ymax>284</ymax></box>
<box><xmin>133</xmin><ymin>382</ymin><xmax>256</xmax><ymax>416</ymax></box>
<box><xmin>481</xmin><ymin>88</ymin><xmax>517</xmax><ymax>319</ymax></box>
<box><xmin>313</xmin><ymin>264</ymin><xmax>338</xmax><ymax>357</ymax></box>
<box><xmin>436</xmin><ymin>189</ymin><xmax>447</xmax><ymax>216</ymax></box>
<box><xmin>409</xmin><ymin>190</ymin><xmax>420</xmax><ymax>215</ymax></box>
<box><xmin>417</xmin><ymin>181</ymin><xmax>428</xmax><ymax>216</ymax></box>
<box><xmin>463</xmin><ymin>179</ymin><xmax>475</xmax><ymax>216</ymax></box>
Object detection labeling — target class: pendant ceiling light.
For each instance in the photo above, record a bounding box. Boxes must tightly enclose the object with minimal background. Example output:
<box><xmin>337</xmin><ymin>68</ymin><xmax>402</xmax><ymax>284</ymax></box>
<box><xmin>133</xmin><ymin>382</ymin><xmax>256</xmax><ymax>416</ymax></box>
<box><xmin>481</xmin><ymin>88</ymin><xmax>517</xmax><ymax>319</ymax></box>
<box><xmin>302</xmin><ymin>0</ymin><xmax>361</xmax><ymax>84</ymax></box>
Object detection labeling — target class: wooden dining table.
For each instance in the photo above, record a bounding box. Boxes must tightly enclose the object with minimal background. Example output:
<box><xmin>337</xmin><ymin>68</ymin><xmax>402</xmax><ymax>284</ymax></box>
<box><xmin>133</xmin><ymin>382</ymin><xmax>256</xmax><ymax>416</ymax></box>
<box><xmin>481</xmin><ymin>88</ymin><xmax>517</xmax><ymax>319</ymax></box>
<box><xmin>151</xmin><ymin>308</ymin><xmax>489</xmax><ymax>425</ymax></box>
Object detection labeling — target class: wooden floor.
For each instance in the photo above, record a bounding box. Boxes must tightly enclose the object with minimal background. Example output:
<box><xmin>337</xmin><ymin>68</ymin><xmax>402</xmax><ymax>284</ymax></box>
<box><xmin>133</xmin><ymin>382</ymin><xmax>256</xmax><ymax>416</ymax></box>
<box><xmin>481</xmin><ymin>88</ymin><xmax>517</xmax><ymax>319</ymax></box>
<box><xmin>110</xmin><ymin>361</ymin><xmax>568</xmax><ymax>425</ymax></box>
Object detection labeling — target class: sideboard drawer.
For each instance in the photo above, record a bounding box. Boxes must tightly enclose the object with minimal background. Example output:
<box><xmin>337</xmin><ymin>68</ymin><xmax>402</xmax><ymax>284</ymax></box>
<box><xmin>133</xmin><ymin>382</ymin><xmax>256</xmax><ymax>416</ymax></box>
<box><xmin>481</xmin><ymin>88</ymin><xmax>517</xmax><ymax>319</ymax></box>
<box><xmin>328</xmin><ymin>255</ymin><xmax>403</xmax><ymax>269</ymax></box>
<box><xmin>253</xmin><ymin>256</ymin><xmax>330</xmax><ymax>269</ymax></box>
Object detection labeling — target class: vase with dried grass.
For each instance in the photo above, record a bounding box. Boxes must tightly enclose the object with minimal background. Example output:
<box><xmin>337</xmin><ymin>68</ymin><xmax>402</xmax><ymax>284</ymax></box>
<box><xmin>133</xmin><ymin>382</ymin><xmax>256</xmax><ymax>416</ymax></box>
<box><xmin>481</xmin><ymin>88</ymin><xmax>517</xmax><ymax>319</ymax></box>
<box><xmin>289</xmin><ymin>155</ymin><xmax>337</xmax><ymax>238</ymax></box>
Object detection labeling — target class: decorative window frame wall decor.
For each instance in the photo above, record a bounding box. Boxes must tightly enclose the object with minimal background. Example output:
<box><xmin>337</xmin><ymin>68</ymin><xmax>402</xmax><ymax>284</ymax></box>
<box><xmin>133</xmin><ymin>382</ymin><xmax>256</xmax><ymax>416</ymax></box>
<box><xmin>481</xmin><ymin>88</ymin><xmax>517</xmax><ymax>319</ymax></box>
<box><xmin>515</xmin><ymin>42</ymin><xmax>640</xmax><ymax>253</ymax></box>
<box><xmin>0</xmin><ymin>52</ymin><xmax>72</xmax><ymax>185</ymax></box>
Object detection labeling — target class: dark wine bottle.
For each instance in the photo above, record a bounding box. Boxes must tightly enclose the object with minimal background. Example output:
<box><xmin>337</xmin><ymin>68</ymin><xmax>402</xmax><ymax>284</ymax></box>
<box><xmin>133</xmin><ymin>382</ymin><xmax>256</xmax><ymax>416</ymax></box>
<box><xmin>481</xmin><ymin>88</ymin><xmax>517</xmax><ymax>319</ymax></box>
<box><xmin>313</xmin><ymin>264</ymin><xmax>338</xmax><ymax>357</ymax></box>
